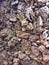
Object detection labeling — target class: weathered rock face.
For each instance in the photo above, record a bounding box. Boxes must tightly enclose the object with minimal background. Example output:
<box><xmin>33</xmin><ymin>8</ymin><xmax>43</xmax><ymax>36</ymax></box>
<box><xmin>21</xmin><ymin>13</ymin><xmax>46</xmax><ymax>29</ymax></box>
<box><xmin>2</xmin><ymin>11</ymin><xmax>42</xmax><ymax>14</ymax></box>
<box><xmin>1</xmin><ymin>0</ymin><xmax>49</xmax><ymax>65</ymax></box>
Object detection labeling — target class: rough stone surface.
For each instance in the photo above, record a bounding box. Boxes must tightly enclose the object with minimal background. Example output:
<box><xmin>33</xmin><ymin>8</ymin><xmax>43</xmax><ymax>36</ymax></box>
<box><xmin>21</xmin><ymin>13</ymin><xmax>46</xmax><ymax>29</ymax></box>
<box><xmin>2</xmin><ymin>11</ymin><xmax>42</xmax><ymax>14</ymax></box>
<box><xmin>0</xmin><ymin>0</ymin><xmax>49</xmax><ymax>65</ymax></box>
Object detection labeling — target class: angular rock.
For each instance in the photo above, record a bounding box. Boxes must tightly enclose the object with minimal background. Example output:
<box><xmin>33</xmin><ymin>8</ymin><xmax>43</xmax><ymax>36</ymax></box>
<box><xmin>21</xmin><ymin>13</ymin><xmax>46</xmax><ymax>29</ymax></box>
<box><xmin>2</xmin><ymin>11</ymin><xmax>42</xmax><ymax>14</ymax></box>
<box><xmin>13</xmin><ymin>58</ymin><xmax>19</xmax><ymax>63</ymax></box>
<box><xmin>31</xmin><ymin>46</ymin><xmax>40</xmax><ymax>56</ymax></box>
<box><xmin>9</xmin><ymin>15</ymin><xmax>17</xmax><ymax>22</ymax></box>
<box><xmin>37</xmin><ymin>16</ymin><xmax>43</xmax><ymax>26</ymax></box>
<box><xmin>8</xmin><ymin>37</ymin><xmax>18</xmax><ymax>47</ymax></box>
<box><xmin>25</xmin><ymin>7</ymin><xmax>34</xmax><ymax>21</ymax></box>
<box><xmin>21</xmin><ymin>19</ymin><xmax>28</xmax><ymax>26</ymax></box>
<box><xmin>36</xmin><ymin>6</ymin><xmax>49</xmax><ymax>21</ymax></box>
<box><xmin>46</xmin><ymin>44</ymin><xmax>49</xmax><ymax>48</ymax></box>
<box><xmin>17</xmin><ymin>2</ymin><xmax>26</xmax><ymax>12</ymax></box>
<box><xmin>2</xmin><ymin>28</ymin><xmax>15</xmax><ymax>37</ymax></box>
<box><xmin>16</xmin><ymin>30</ymin><xmax>30</xmax><ymax>39</ymax></box>
<box><xmin>22</xmin><ymin>27</ymin><xmax>26</xmax><ymax>31</ymax></box>
<box><xmin>21</xmin><ymin>39</ymin><xmax>31</xmax><ymax>52</ymax></box>
<box><xmin>13</xmin><ymin>52</ymin><xmax>18</xmax><ymax>57</ymax></box>
<box><xmin>23</xmin><ymin>56</ymin><xmax>30</xmax><ymax>61</ymax></box>
<box><xmin>43</xmin><ymin>54</ymin><xmax>49</xmax><ymax>62</ymax></box>
<box><xmin>43</xmin><ymin>50</ymin><xmax>49</xmax><ymax>61</ymax></box>
<box><xmin>11</xmin><ymin>0</ymin><xmax>18</xmax><ymax>6</ymax></box>
<box><xmin>18</xmin><ymin>52</ymin><xmax>26</xmax><ymax>60</ymax></box>
<box><xmin>25</xmin><ymin>50</ymin><xmax>30</xmax><ymax>55</ymax></box>
<box><xmin>40</xmin><ymin>6</ymin><xmax>49</xmax><ymax>15</ymax></box>
<box><xmin>31</xmin><ymin>42</ymin><xmax>38</xmax><ymax>46</ymax></box>
<box><xmin>29</xmin><ymin>35</ymin><xmax>39</xmax><ymax>42</ymax></box>
<box><xmin>26</xmin><ymin>23</ymin><xmax>33</xmax><ymax>30</ymax></box>
<box><xmin>38</xmin><ymin>45</ymin><xmax>45</xmax><ymax>52</ymax></box>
